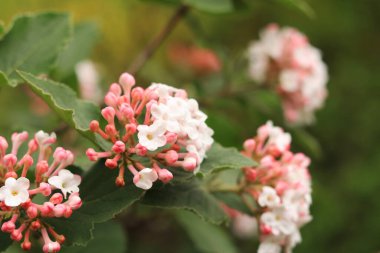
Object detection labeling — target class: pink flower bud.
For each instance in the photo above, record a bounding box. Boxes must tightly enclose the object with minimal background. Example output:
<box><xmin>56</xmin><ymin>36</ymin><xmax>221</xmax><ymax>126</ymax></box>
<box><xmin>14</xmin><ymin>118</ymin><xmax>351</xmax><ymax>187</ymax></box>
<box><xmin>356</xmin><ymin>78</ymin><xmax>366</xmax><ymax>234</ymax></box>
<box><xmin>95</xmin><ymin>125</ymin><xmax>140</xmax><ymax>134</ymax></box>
<box><xmin>104</xmin><ymin>92</ymin><xmax>118</xmax><ymax>107</ymax></box>
<box><xmin>183</xmin><ymin>157</ymin><xmax>197</xmax><ymax>171</ymax></box>
<box><xmin>112</xmin><ymin>141</ymin><xmax>126</xmax><ymax>153</ymax></box>
<box><xmin>63</xmin><ymin>207</ymin><xmax>73</xmax><ymax>218</ymax></box>
<box><xmin>11</xmin><ymin>229</ymin><xmax>23</xmax><ymax>241</ymax></box>
<box><xmin>245</xmin><ymin>168</ymin><xmax>257</xmax><ymax>182</ymax></box>
<box><xmin>243</xmin><ymin>139</ymin><xmax>256</xmax><ymax>152</ymax></box>
<box><xmin>260</xmin><ymin>224</ymin><xmax>272</xmax><ymax>235</ymax></box>
<box><xmin>50</xmin><ymin>193</ymin><xmax>63</xmax><ymax>204</ymax></box>
<box><xmin>1</xmin><ymin>221</ymin><xmax>15</xmax><ymax>233</ymax></box>
<box><xmin>22</xmin><ymin>241</ymin><xmax>32</xmax><ymax>251</ymax></box>
<box><xmin>67</xmin><ymin>193</ymin><xmax>82</xmax><ymax>210</ymax></box>
<box><xmin>27</xmin><ymin>206</ymin><xmax>38</xmax><ymax>218</ymax></box>
<box><xmin>165</xmin><ymin>150</ymin><xmax>178</xmax><ymax>164</ymax></box>
<box><xmin>41</xmin><ymin>202</ymin><xmax>54</xmax><ymax>216</ymax></box>
<box><xmin>105</xmin><ymin>159</ymin><xmax>118</xmax><ymax>169</ymax></box>
<box><xmin>3</xmin><ymin>154</ymin><xmax>17</xmax><ymax>168</ymax></box>
<box><xmin>158</xmin><ymin>169</ymin><xmax>173</xmax><ymax>183</ymax></box>
<box><xmin>39</xmin><ymin>182</ymin><xmax>52</xmax><ymax>196</ymax></box>
<box><xmin>86</xmin><ymin>148</ymin><xmax>98</xmax><ymax>161</ymax></box>
<box><xmin>125</xmin><ymin>123</ymin><xmax>137</xmax><ymax>134</ymax></box>
<box><xmin>43</xmin><ymin>242</ymin><xmax>61</xmax><ymax>253</ymax></box>
<box><xmin>131</xmin><ymin>87</ymin><xmax>144</xmax><ymax>101</ymax></box>
<box><xmin>119</xmin><ymin>103</ymin><xmax>134</xmax><ymax>119</ymax></box>
<box><xmin>165</xmin><ymin>132</ymin><xmax>177</xmax><ymax>144</ymax></box>
<box><xmin>119</xmin><ymin>72</ymin><xmax>136</xmax><ymax>91</ymax></box>
<box><xmin>53</xmin><ymin>204</ymin><xmax>66</xmax><ymax>217</ymax></box>
<box><xmin>36</xmin><ymin>160</ymin><xmax>49</xmax><ymax>174</ymax></box>
<box><xmin>27</xmin><ymin>139</ymin><xmax>38</xmax><ymax>153</ymax></box>
<box><xmin>101</xmin><ymin>107</ymin><xmax>116</xmax><ymax>123</ymax></box>
<box><xmin>5</xmin><ymin>171</ymin><xmax>17</xmax><ymax>179</ymax></box>
<box><xmin>0</xmin><ymin>136</ymin><xmax>9</xmax><ymax>152</ymax></box>
<box><xmin>53</xmin><ymin>147</ymin><xmax>67</xmax><ymax>162</ymax></box>
<box><xmin>31</xmin><ymin>220</ymin><xmax>41</xmax><ymax>230</ymax></box>
<box><xmin>89</xmin><ymin>120</ymin><xmax>100</xmax><ymax>132</ymax></box>
<box><xmin>135</xmin><ymin>144</ymin><xmax>147</xmax><ymax>156</ymax></box>
<box><xmin>109</xmin><ymin>83</ymin><xmax>122</xmax><ymax>96</ymax></box>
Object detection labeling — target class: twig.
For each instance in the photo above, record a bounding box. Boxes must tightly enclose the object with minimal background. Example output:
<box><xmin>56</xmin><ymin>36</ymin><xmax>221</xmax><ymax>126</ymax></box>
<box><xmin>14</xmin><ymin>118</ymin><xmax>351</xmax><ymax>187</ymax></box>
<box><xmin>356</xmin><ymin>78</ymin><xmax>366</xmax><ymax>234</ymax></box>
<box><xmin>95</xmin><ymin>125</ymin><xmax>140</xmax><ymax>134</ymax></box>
<box><xmin>128</xmin><ymin>4</ymin><xmax>190</xmax><ymax>75</ymax></box>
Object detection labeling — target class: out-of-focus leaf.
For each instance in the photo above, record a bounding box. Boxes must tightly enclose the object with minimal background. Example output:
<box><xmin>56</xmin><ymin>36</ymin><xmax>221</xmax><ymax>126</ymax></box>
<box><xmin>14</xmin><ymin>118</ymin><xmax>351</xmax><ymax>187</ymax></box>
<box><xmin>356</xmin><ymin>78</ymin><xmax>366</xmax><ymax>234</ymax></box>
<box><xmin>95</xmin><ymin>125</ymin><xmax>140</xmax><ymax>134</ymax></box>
<box><xmin>184</xmin><ymin>0</ymin><xmax>234</xmax><ymax>14</ymax></box>
<box><xmin>142</xmin><ymin>177</ymin><xmax>228</xmax><ymax>224</ymax></box>
<box><xmin>53</xmin><ymin>22</ymin><xmax>99</xmax><ymax>81</ymax></box>
<box><xmin>176</xmin><ymin>211</ymin><xmax>238</xmax><ymax>253</ymax></box>
<box><xmin>0</xmin><ymin>232</ymin><xmax>13</xmax><ymax>252</ymax></box>
<box><xmin>0</xmin><ymin>13</ymin><xmax>71</xmax><ymax>87</ymax></box>
<box><xmin>274</xmin><ymin>0</ymin><xmax>314</xmax><ymax>17</ymax></box>
<box><xmin>199</xmin><ymin>143</ymin><xmax>256</xmax><ymax>175</ymax></box>
<box><xmin>49</xmin><ymin>160</ymin><xmax>144</xmax><ymax>246</ymax></box>
<box><xmin>213</xmin><ymin>192</ymin><xmax>251</xmax><ymax>214</ymax></box>
<box><xmin>0</xmin><ymin>21</ymin><xmax>5</xmax><ymax>37</ymax></box>
<box><xmin>18</xmin><ymin>72</ymin><xmax>100</xmax><ymax>144</ymax></box>
<box><xmin>291</xmin><ymin>128</ymin><xmax>322</xmax><ymax>159</ymax></box>
<box><xmin>60</xmin><ymin>221</ymin><xmax>126</xmax><ymax>253</ymax></box>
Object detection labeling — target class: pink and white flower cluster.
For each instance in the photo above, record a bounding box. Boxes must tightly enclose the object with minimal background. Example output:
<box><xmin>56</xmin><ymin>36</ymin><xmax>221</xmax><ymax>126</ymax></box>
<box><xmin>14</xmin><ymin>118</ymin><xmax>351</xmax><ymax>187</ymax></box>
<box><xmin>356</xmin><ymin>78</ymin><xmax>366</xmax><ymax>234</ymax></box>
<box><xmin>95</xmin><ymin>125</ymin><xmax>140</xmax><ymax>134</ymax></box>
<box><xmin>86</xmin><ymin>72</ymin><xmax>214</xmax><ymax>189</ymax></box>
<box><xmin>0</xmin><ymin>131</ymin><xmax>82</xmax><ymax>252</ymax></box>
<box><xmin>247</xmin><ymin>24</ymin><xmax>328</xmax><ymax>125</ymax></box>
<box><xmin>242</xmin><ymin>121</ymin><xmax>312</xmax><ymax>253</ymax></box>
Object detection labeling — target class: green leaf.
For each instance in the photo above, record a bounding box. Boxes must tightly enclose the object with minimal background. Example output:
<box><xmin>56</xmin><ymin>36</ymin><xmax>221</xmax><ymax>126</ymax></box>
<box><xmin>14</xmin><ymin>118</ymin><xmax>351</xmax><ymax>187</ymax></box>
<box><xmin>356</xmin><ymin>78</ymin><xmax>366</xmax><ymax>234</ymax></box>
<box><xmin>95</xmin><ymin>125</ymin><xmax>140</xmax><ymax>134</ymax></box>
<box><xmin>184</xmin><ymin>0</ymin><xmax>234</xmax><ymax>13</ymax></box>
<box><xmin>53</xmin><ymin>22</ymin><xmax>99</xmax><ymax>81</ymax></box>
<box><xmin>0</xmin><ymin>21</ymin><xmax>5</xmax><ymax>37</ymax></box>
<box><xmin>274</xmin><ymin>0</ymin><xmax>314</xmax><ymax>18</ymax></box>
<box><xmin>49</xmin><ymin>160</ymin><xmax>144</xmax><ymax>246</ymax></box>
<box><xmin>0</xmin><ymin>231</ymin><xmax>13</xmax><ymax>252</ymax></box>
<box><xmin>199</xmin><ymin>143</ymin><xmax>256</xmax><ymax>175</ymax></box>
<box><xmin>176</xmin><ymin>211</ymin><xmax>238</xmax><ymax>253</ymax></box>
<box><xmin>18</xmin><ymin>71</ymin><xmax>100</xmax><ymax>143</ymax></box>
<box><xmin>141</xmin><ymin>176</ymin><xmax>228</xmax><ymax>224</ymax></box>
<box><xmin>60</xmin><ymin>221</ymin><xmax>126</xmax><ymax>253</ymax></box>
<box><xmin>0</xmin><ymin>12</ymin><xmax>71</xmax><ymax>87</ymax></box>
<box><xmin>213</xmin><ymin>192</ymin><xmax>251</xmax><ymax>214</ymax></box>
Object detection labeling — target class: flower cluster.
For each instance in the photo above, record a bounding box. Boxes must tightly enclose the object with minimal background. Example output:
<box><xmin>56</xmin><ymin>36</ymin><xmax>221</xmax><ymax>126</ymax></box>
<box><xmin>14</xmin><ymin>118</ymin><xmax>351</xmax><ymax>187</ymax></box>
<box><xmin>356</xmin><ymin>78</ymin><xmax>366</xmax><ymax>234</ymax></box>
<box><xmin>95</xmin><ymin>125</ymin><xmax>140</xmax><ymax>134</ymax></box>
<box><xmin>0</xmin><ymin>131</ymin><xmax>82</xmax><ymax>252</ymax></box>
<box><xmin>86</xmin><ymin>72</ymin><xmax>214</xmax><ymax>189</ymax></box>
<box><xmin>241</xmin><ymin>121</ymin><xmax>312</xmax><ymax>253</ymax></box>
<box><xmin>247</xmin><ymin>24</ymin><xmax>328</xmax><ymax>125</ymax></box>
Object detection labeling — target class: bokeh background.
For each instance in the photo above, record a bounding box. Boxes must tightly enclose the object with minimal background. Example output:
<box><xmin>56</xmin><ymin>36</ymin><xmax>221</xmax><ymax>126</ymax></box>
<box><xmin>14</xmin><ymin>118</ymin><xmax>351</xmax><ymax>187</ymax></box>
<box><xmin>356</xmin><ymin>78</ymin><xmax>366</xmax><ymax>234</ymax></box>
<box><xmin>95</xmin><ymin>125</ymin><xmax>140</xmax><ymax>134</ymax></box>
<box><xmin>1</xmin><ymin>0</ymin><xmax>380</xmax><ymax>252</ymax></box>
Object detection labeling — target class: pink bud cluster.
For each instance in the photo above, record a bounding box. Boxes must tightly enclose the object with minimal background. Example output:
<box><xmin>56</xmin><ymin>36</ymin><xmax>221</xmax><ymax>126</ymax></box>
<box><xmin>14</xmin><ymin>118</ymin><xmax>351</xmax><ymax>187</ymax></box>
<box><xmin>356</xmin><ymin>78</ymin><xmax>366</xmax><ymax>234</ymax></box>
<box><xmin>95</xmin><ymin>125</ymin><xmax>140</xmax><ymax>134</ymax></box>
<box><xmin>86</xmin><ymin>72</ymin><xmax>214</xmax><ymax>189</ymax></box>
<box><xmin>0</xmin><ymin>131</ymin><xmax>82</xmax><ymax>252</ymax></box>
<box><xmin>241</xmin><ymin>121</ymin><xmax>312</xmax><ymax>253</ymax></box>
<box><xmin>247</xmin><ymin>24</ymin><xmax>328</xmax><ymax>125</ymax></box>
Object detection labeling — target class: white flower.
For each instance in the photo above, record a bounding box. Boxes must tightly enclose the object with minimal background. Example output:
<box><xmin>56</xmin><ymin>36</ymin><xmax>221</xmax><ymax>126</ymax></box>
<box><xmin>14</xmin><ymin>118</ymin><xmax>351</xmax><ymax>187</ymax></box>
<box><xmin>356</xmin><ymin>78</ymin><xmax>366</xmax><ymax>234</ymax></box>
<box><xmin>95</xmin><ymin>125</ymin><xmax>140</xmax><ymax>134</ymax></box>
<box><xmin>75</xmin><ymin>60</ymin><xmax>102</xmax><ymax>104</ymax></box>
<box><xmin>261</xmin><ymin>208</ymin><xmax>296</xmax><ymax>236</ymax></box>
<box><xmin>279</xmin><ymin>70</ymin><xmax>299</xmax><ymax>92</ymax></box>
<box><xmin>259</xmin><ymin>121</ymin><xmax>291</xmax><ymax>153</ymax></box>
<box><xmin>258</xmin><ymin>241</ymin><xmax>281</xmax><ymax>253</ymax></box>
<box><xmin>258</xmin><ymin>186</ymin><xmax>281</xmax><ymax>208</ymax></box>
<box><xmin>48</xmin><ymin>169</ymin><xmax>81</xmax><ymax>198</ymax></box>
<box><xmin>0</xmin><ymin>177</ymin><xmax>30</xmax><ymax>207</ymax></box>
<box><xmin>134</xmin><ymin>168</ymin><xmax>158</xmax><ymax>190</ymax></box>
<box><xmin>137</xmin><ymin>121</ymin><xmax>167</xmax><ymax>151</ymax></box>
<box><xmin>35</xmin><ymin>131</ymin><xmax>56</xmax><ymax>149</ymax></box>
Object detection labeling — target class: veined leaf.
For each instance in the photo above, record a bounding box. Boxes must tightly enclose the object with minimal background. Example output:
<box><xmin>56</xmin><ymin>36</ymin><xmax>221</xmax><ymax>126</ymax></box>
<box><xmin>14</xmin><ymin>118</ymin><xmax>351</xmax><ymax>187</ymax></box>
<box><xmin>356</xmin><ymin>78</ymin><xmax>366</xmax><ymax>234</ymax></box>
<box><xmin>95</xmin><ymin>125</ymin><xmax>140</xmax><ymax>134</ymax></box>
<box><xmin>0</xmin><ymin>12</ymin><xmax>71</xmax><ymax>87</ymax></box>
<box><xmin>199</xmin><ymin>143</ymin><xmax>256</xmax><ymax>175</ymax></box>
<box><xmin>141</xmin><ymin>176</ymin><xmax>228</xmax><ymax>224</ymax></box>
<box><xmin>18</xmin><ymin>71</ymin><xmax>100</xmax><ymax>143</ymax></box>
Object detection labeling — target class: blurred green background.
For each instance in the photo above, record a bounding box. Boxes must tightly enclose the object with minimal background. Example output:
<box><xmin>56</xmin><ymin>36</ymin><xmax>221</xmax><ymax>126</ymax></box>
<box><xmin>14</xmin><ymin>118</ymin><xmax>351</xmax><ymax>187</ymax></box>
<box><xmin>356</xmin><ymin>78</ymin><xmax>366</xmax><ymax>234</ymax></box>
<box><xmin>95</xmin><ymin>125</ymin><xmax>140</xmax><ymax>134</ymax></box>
<box><xmin>1</xmin><ymin>0</ymin><xmax>380</xmax><ymax>252</ymax></box>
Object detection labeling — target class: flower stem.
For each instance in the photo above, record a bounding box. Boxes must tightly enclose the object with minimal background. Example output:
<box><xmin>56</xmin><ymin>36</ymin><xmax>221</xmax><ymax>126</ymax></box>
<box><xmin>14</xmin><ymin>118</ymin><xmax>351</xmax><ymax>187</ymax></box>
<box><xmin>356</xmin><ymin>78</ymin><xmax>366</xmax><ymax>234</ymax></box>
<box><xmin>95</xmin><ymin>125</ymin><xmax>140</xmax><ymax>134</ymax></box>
<box><xmin>128</xmin><ymin>4</ymin><xmax>190</xmax><ymax>75</ymax></box>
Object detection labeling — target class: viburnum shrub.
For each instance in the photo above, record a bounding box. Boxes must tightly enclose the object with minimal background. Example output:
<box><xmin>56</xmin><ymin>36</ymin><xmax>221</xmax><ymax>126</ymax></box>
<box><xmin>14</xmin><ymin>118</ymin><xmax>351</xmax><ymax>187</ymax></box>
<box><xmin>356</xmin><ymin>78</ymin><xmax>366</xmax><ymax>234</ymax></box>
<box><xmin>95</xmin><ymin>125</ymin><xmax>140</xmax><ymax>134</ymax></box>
<box><xmin>247</xmin><ymin>24</ymin><xmax>329</xmax><ymax>125</ymax></box>
<box><xmin>223</xmin><ymin>121</ymin><xmax>312</xmax><ymax>253</ymax></box>
<box><xmin>0</xmin><ymin>5</ymin><xmax>327</xmax><ymax>253</ymax></box>
<box><xmin>86</xmin><ymin>72</ymin><xmax>214</xmax><ymax>189</ymax></box>
<box><xmin>0</xmin><ymin>131</ymin><xmax>82</xmax><ymax>252</ymax></box>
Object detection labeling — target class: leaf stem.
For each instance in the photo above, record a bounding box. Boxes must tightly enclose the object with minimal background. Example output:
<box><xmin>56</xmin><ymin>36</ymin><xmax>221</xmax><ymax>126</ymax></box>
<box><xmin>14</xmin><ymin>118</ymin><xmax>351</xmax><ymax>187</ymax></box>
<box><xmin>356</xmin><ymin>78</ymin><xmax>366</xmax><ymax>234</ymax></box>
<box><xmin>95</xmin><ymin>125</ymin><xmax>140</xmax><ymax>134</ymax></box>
<box><xmin>128</xmin><ymin>4</ymin><xmax>190</xmax><ymax>75</ymax></box>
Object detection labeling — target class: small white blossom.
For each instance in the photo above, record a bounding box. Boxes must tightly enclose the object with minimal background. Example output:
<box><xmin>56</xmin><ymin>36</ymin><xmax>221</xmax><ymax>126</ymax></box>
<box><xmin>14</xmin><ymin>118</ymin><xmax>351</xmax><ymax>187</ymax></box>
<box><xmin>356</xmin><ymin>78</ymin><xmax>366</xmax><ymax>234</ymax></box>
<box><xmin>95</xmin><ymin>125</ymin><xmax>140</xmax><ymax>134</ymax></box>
<box><xmin>134</xmin><ymin>168</ymin><xmax>158</xmax><ymax>190</ymax></box>
<box><xmin>48</xmin><ymin>169</ymin><xmax>81</xmax><ymax>198</ymax></box>
<box><xmin>258</xmin><ymin>186</ymin><xmax>281</xmax><ymax>208</ymax></box>
<box><xmin>137</xmin><ymin>121</ymin><xmax>167</xmax><ymax>151</ymax></box>
<box><xmin>261</xmin><ymin>208</ymin><xmax>296</xmax><ymax>236</ymax></box>
<box><xmin>35</xmin><ymin>131</ymin><xmax>56</xmax><ymax>149</ymax></box>
<box><xmin>0</xmin><ymin>177</ymin><xmax>30</xmax><ymax>207</ymax></box>
<box><xmin>258</xmin><ymin>241</ymin><xmax>282</xmax><ymax>253</ymax></box>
